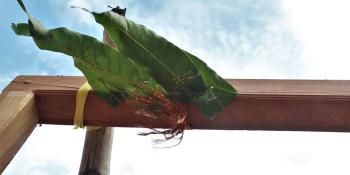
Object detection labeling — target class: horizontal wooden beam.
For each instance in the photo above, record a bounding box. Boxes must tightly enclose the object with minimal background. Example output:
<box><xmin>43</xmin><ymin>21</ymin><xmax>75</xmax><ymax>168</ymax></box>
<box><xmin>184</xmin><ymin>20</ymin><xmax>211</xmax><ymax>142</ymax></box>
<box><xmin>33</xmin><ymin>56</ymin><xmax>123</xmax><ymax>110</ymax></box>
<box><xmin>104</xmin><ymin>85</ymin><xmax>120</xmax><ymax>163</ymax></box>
<box><xmin>4</xmin><ymin>75</ymin><xmax>350</xmax><ymax>132</ymax></box>
<box><xmin>0</xmin><ymin>91</ymin><xmax>38</xmax><ymax>173</ymax></box>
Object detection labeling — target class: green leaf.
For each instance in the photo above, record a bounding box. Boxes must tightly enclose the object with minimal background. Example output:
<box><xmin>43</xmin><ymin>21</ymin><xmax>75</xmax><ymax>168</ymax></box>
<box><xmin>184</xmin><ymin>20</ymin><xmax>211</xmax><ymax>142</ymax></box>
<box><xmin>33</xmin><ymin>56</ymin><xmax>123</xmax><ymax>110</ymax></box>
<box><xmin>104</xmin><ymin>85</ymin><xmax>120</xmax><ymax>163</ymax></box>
<box><xmin>12</xmin><ymin>0</ymin><xmax>164</xmax><ymax>106</ymax></box>
<box><xmin>11</xmin><ymin>23</ymin><xmax>30</xmax><ymax>36</ymax></box>
<box><xmin>92</xmin><ymin>11</ymin><xmax>237</xmax><ymax>117</ymax></box>
<box><xmin>13</xmin><ymin>0</ymin><xmax>237</xmax><ymax>118</ymax></box>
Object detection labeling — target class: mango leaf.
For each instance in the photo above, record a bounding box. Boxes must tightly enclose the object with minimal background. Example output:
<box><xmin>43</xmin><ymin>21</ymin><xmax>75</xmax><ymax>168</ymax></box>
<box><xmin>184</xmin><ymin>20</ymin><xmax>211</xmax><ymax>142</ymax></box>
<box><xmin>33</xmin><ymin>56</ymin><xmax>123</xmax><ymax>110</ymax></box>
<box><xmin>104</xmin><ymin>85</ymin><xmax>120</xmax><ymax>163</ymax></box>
<box><xmin>92</xmin><ymin>11</ymin><xmax>237</xmax><ymax>117</ymax></box>
<box><xmin>12</xmin><ymin>0</ymin><xmax>164</xmax><ymax>106</ymax></box>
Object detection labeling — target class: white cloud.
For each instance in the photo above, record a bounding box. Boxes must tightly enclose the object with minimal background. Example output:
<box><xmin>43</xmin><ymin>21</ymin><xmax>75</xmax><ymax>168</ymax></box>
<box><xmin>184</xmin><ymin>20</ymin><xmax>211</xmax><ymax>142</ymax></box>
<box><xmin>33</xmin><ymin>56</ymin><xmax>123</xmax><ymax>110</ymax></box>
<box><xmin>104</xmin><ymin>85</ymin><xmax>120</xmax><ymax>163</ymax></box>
<box><xmin>5</xmin><ymin>127</ymin><xmax>350</xmax><ymax>175</ymax></box>
<box><xmin>50</xmin><ymin>0</ymin><xmax>109</xmax><ymax>27</ymax></box>
<box><xmin>4</xmin><ymin>126</ymin><xmax>85</xmax><ymax>175</ymax></box>
<box><xmin>283</xmin><ymin>0</ymin><xmax>350</xmax><ymax>79</ymax></box>
<box><xmin>128</xmin><ymin>1</ymin><xmax>305</xmax><ymax>79</ymax></box>
<box><xmin>47</xmin><ymin>0</ymin><xmax>305</xmax><ymax>79</ymax></box>
<box><xmin>109</xmin><ymin>129</ymin><xmax>350</xmax><ymax>175</ymax></box>
<box><xmin>5</xmin><ymin>0</ymin><xmax>350</xmax><ymax>175</ymax></box>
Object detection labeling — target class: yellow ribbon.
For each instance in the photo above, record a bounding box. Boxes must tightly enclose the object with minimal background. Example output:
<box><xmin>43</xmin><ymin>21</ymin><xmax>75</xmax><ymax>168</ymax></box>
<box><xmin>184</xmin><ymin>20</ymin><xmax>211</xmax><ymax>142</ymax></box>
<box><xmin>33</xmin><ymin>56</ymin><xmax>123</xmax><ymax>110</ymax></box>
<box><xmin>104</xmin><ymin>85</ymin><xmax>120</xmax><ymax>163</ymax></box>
<box><xmin>74</xmin><ymin>81</ymin><xmax>100</xmax><ymax>130</ymax></box>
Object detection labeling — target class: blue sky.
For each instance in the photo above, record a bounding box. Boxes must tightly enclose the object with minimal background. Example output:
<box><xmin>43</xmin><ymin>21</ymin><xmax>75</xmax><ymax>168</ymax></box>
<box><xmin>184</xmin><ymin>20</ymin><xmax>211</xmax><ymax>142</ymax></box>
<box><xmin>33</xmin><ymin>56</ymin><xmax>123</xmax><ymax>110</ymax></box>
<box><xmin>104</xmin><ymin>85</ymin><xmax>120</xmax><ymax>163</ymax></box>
<box><xmin>0</xmin><ymin>0</ymin><xmax>305</xmax><ymax>90</ymax></box>
<box><xmin>2</xmin><ymin>0</ymin><xmax>350</xmax><ymax>174</ymax></box>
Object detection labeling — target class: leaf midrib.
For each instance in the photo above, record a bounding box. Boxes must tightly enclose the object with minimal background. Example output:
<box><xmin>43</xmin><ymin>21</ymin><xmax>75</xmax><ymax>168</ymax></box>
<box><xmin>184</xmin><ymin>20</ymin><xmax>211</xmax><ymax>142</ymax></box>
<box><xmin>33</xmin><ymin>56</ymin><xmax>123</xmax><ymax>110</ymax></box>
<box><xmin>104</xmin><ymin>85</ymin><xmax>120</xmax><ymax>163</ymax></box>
<box><xmin>109</xmin><ymin>18</ymin><xmax>197</xmax><ymax>102</ymax></box>
<box><xmin>111</xmin><ymin>16</ymin><xmax>236</xmax><ymax>106</ymax></box>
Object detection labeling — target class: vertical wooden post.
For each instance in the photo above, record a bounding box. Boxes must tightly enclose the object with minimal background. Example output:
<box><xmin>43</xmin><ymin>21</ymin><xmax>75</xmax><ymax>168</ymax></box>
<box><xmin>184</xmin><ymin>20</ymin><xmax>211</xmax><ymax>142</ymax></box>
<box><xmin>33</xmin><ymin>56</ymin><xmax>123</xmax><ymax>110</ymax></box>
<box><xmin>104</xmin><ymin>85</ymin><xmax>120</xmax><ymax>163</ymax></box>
<box><xmin>78</xmin><ymin>127</ymin><xmax>114</xmax><ymax>175</ymax></box>
<box><xmin>0</xmin><ymin>91</ymin><xmax>38</xmax><ymax>173</ymax></box>
<box><xmin>79</xmin><ymin>7</ymin><xmax>127</xmax><ymax>175</ymax></box>
<box><xmin>78</xmin><ymin>32</ymin><xmax>115</xmax><ymax>175</ymax></box>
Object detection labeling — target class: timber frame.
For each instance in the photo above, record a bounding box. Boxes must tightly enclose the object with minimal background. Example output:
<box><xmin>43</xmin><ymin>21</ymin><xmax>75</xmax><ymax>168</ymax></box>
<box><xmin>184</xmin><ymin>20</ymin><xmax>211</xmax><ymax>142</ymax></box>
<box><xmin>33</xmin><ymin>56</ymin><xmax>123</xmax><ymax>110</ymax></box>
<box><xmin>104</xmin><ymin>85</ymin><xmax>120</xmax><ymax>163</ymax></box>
<box><xmin>2</xmin><ymin>75</ymin><xmax>350</xmax><ymax>172</ymax></box>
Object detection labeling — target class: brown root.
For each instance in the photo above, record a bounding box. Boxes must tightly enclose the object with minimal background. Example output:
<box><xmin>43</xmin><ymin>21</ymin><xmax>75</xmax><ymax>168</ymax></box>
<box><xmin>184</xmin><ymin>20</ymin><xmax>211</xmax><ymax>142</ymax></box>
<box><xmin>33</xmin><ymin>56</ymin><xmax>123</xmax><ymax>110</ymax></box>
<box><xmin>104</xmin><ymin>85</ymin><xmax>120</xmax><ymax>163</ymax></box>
<box><xmin>127</xmin><ymin>91</ymin><xmax>188</xmax><ymax>147</ymax></box>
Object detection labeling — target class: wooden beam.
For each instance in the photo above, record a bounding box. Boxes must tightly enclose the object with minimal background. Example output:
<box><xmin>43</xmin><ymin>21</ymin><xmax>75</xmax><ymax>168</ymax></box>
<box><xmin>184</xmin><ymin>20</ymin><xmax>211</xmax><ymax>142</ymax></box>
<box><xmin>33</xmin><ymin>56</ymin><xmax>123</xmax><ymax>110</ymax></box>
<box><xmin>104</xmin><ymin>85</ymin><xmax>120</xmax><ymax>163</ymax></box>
<box><xmin>0</xmin><ymin>91</ymin><xmax>38</xmax><ymax>173</ymax></box>
<box><xmin>4</xmin><ymin>76</ymin><xmax>350</xmax><ymax>132</ymax></box>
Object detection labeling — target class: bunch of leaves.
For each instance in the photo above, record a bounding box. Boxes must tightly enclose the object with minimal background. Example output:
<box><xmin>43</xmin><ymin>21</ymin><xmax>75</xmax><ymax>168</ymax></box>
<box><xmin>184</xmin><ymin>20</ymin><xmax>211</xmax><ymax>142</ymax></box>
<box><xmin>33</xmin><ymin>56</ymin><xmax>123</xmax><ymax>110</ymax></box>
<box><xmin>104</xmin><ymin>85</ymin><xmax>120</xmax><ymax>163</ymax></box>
<box><xmin>12</xmin><ymin>0</ymin><xmax>237</xmax><ymax>142</ymax></box>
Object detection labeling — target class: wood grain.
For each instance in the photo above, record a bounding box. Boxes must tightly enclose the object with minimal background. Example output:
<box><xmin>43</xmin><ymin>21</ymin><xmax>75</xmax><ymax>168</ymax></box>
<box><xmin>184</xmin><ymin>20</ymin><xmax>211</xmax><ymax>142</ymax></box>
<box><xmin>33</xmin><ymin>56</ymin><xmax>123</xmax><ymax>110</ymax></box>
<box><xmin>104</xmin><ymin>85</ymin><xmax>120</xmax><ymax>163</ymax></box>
<box><xmin>4</xmin><ymin>76</ymin><xmax>350</xmax><ymax>132</ymax></box>
<box><xmin>0</xmin><ymin>91</ymin><xmax>38</xmax><ymax>173</ymax></box>
<box><xmin>78</xmin><ymin>127</ymin><xmax>113</xmax><ymax>175</ymax></box>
